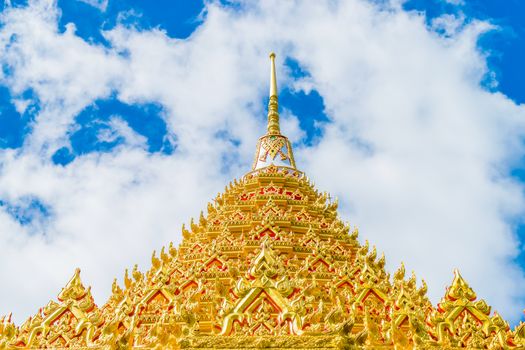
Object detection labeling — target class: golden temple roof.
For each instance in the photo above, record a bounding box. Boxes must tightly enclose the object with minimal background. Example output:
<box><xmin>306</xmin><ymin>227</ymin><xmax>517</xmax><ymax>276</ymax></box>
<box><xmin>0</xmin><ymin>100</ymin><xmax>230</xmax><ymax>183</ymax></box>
<box><xmin>1</xmin><ymin>54</ymin><xmax>525</xmax><ymax>349</ymax></box>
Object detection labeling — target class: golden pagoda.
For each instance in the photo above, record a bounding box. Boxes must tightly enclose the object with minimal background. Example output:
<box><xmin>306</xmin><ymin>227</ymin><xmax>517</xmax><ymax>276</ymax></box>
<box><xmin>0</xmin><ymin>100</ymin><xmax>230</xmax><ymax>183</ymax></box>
<box><xmin>1</xmin><ymin>53</ymin><xmax>525</xmax><ymax>350</ymax></box>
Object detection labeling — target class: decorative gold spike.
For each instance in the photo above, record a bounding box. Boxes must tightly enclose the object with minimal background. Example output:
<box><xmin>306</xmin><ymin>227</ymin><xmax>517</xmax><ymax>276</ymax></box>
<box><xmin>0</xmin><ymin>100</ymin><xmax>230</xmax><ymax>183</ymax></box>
<box><xmin>151</xmin><ymin>250</ymin><xmax>160</xmax><ymax>270</ymax></box>
<box><xmin>199</xmin><ymin>211</ymin><xmax>207</xmax><ymax>226</ymax></box>
<box><xmin>124</xmin><ymin>268</ymin><xmax>132</xmax><ymax>289</ymax></box>
<box><xmin>168</xmin><ymin>241</ymin><xmax>177</xmax><ymax>258</ymax></box>
<box><xmin>267</xmin><ymin>52</ymin><xmax>280</xmax><ymax>135</ymax></box>
<box><xmin>394</xmin><ymin>262</ymin><xmax>406</xmax><ymax>282</ymax></box>
<box><xmin>250</xmin><ymin>59</ymin><xmax>299</xmax><ymax>172</ymax></box>
<box><xmin>447</xmin><ymin>269</ymin><xmax>477</xmax><ymax>301</ymax></box>
<box><xmin>58</xmin><ymin>268</ymin><xmax>87</xmax><ymax>302</ymax></box>
<box><xmin>182</xmin><ymin>223</ymin><xmax>191</xmax><ymax>239</ymax></box>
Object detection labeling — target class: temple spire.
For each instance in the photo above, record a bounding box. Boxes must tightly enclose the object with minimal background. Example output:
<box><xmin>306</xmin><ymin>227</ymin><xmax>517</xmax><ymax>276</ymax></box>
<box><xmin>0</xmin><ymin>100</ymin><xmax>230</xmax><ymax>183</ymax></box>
<box><xmin>267</xmin><ymin>53</ymin><xmax>280</xmax><ymax>135</ymax></box>
<box><xmin>250</xmin><ymin>53</ymin><xmax>298</xmax><ymax>172</ymax></box>
<box><xmin>269</xmin><ymin>52</ymin><xmax>278</xmax><ymax>99</ymax></box>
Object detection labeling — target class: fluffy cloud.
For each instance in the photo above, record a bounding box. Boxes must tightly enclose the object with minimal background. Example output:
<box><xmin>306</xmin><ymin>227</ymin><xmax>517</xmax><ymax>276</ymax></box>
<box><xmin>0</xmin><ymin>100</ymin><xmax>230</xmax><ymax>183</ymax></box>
<box><xmin>0</xmin><ymin>0</ymin><xmax>125</xmax><ymax>152</ymax></box>
<box><xmin>77</xmin><ymin>0</ymin><xmax>108</xmax><ymax>12</ymax></box>
<box><xmin>0</xmin><ymin>0</ymin><xmax>524</xmax><ymax>324</ymax></box>
<box><xmin>444</xmin><ymin>0</ymin><xmax>465</xmax><ymax>5</ymax></box>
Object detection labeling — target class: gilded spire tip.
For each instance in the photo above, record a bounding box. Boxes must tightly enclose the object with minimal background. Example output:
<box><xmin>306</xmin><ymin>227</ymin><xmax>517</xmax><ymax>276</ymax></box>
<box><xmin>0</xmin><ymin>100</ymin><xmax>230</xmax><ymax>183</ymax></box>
<box><xmin>250</xmin><ymin>53</ymin><xmax>297</xmax><ymax>171</ymax></box>
<box><xmin>267</xmin><ymin>52</ymin><xmax>280</xmax><ymax>135</ymax></box>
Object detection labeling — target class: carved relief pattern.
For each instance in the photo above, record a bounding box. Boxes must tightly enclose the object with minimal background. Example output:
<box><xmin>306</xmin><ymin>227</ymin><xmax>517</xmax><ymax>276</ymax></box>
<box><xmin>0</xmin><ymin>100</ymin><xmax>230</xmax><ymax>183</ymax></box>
<box><xmin>260</xmin><ymin>135</ymin><xmax>288</xmax><ymax>162</ymax></box>
<box><xmin>1</xmin><ymin>165</ymin><xmax>524</xmax><ymax>349</ymax></box>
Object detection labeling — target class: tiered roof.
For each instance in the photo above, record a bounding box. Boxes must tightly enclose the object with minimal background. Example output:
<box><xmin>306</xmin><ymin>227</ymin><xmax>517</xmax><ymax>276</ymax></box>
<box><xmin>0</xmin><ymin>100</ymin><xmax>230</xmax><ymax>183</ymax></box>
<box><xmin>1</xmin><ymin>54</ymin><xmax>524</xmax><ymax>349</ymax></box>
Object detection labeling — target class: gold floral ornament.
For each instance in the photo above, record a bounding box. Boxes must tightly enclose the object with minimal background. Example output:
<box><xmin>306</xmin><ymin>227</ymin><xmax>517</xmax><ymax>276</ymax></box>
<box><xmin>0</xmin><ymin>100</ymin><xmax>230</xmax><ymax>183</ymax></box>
<box><xmin>1</xmin><ymin>53</ymin><xmax>524</xmax><ymax>349</ymax></box>
<box><xmin>427</xmin><ymin>269</ymin><xmax>515</xmax><ymax>349</ymax></box>
<box><xmin>5</xmin><ymin>268</ymin><xmax>103</xmax><ymax>349</ymax></box>
<box><xmin>259</xmin><ymin>135</ymin><xmax>288</xmax><ymax>162</ymax></box>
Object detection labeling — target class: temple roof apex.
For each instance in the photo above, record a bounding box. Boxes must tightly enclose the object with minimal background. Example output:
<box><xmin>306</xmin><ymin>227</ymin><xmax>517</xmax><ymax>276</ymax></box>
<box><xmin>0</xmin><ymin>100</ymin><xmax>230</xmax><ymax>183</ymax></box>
<box><xmin>251</xmin><ymin>53</ymin><xmax>297</xmax><ymax>172</ymax></box>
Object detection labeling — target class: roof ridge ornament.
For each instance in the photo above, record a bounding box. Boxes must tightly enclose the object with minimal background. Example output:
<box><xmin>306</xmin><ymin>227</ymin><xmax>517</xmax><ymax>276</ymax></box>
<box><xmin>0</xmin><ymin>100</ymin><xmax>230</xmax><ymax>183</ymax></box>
<box><xmin>251</xmin><ymin>53</ymin><xmax>298</xmax><ymax>172</ymax></box>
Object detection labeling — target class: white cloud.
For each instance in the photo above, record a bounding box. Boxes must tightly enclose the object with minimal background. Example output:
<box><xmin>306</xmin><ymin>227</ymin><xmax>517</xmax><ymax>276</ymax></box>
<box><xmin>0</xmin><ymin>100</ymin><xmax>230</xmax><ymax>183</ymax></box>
<box><xmin>77</xmin><ymin>0</ymin><xmax>108</xmax><ymax>12</ymax></box>
<box><xmin>0</xmin><ymin>0</ymin><xmax>125</xmax><ymax>152</ymax></box>
<box><xmin>431</xmin><ymin>13</ymin><xmax>468</xmax><ymax>36</ymax></box>
<box><xmin>280</xmin><ymin>110</ymin><xmax>306</xmax><ymax>144</ymax></box>
<box><xmin>96</xmin><ymin>117</ymin><xmax>148</xmax><ymax>148</ymax></box>
<box><xmin>0</xmin><ymin>0</ymin><xmax>525</xmax><ymax>326</ymax></box>
<box><xmin>444</xmin><ymin>0</ymin><xmax>465</xmax><ymax>5</ymax></box>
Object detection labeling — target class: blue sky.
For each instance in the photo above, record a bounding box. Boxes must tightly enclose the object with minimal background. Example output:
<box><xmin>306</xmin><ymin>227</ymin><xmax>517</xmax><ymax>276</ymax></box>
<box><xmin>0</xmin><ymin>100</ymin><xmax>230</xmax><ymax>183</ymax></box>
<box><xmin>1</xmin><ymin>0</ymin><xmax>525</xmax><ymax>324</ymax></box>
<box><xmin>402</xmin><ymin>0</ymin><xmax>525</xmax><ymax>266</ymax></box>
<box><xmin>1</xmin><ymin>0</ymin><xmax>523</xmax><ymax>151</ymax></box>
<box><xmin>1</xmin><ymin>0</ymin><xmax>523</xmax><ymax>154</ymax></box>
<box><xmin>405</xmin><ymin>0</ymin><xmax>525</xmax><ymax>101</ymax></box>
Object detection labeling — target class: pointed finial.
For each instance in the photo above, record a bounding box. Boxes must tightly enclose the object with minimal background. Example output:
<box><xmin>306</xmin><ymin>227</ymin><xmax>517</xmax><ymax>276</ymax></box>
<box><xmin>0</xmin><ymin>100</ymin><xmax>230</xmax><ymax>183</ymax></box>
<box><xmin>58</xmin><ymin>268</ymin><xmax>87</xmax><ymax>302</ymax></box>
<box><xmin>267</xmin><ymin>52</ymin><xmax>280</xmax><ymax>135</ymax></box>
<box><xmin>250</xmin><ymin>53</ymin><xmax>299</xmax><ymax>172</ymax></box>
<box><xmin>447</xmin><ymin>268</ymin><xmax>477</xmax><ymax>301</ymax></box>
<box><xmin>269</xmin><ymin>52</ymin><xmax>278</xmax><ymax>98</ymax></box>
